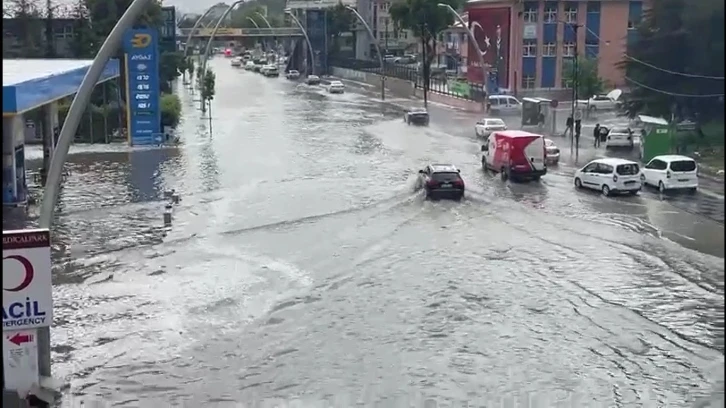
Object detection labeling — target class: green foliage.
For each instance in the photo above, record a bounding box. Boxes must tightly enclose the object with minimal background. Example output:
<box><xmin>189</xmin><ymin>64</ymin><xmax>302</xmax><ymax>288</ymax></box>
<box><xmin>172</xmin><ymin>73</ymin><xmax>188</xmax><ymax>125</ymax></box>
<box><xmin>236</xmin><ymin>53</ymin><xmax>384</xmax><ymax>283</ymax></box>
<box><xmin>620</xmin><ymin>0</ymin><xmax>724</xmax><ymax>121</ymax></box>
<box><xmin>327</xmin><ymin>3</ymin><xmax>354</xmax><ymax>37</ymax></box>
<box><xmin>186</xmin><ymin>58</ymin><xmax>196</xmax><ymax>80</ymax></box>
<box><xmin>562</xmin><ymin>57</ymin><xmax>604</xmax><ymax>100</ymax></box>
<box><xmin>159</xmin><ymin>52</ymin><xmax>185</xmax><ymax>92</ymax></box>
<box><xmin>202</xmin><ymin>70</ymin><xmax>217</xmax><ymax>103</ymax></box>
<box><xmin>231</xmin><ymin>5</ymin><xmax>270</xmax><ymax>28</ymax></box>
<box><xmin>160</xmin><ymin>94</ymin><xmax>182</xmax><ymax>128</ymax></box>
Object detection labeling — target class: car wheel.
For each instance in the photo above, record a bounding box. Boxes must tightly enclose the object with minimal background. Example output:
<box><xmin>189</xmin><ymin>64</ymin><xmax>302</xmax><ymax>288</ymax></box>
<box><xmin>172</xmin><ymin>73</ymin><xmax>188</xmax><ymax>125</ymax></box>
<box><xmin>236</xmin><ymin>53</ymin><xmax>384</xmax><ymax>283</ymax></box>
<box><xmin>500</xmin><ymin>168</ymin><xmax>508</xmax><ymax>181</ymax></box>
<box><xmin>688</xmin><ymin>187</ymin><xmax>697</xmax><ymax>194</ymax></box>
<box><xmin>602</xmin><ymin>184</ymin><xmax>611</xmax><ymax>196</ymax></box>
<box><xmin>532</xmin><ymin>176</ymin><xmax>541</xmax><ymax>182</ymax></box>
<box><xmin>589</xmin><ymin>106</ymin><xmax>597</xmax><ymax>112</ymax></box>
<box><xmin>574</xmin><ymin>177</ymin><xmax>582</xmax><ymax>189</ymax></box>
<box><xmin>629</xmin><ymin>189</ymin><xmax>639</xmax><ymax>195</ymax></box>
<box><xmin>658</xmin><ymin>181</ymin><xmax>666</xmax><ymax>193</ymax></box>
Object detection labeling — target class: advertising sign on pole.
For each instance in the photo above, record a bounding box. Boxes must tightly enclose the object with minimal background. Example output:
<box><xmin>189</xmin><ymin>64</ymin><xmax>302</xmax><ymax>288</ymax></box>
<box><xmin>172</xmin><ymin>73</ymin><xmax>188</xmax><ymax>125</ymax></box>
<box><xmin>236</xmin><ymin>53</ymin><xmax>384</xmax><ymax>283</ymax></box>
<box><xmin>161</xmin><ymin>6</ymin><xmax>177</xmax><ymax>53</ymax></box>
<box><xmin>3</xmin><ymin>329</ymin><xmax>40</xmax><ymax>397</ymax></box>
<box><xmin>3</xmin><ymin>229</ymin><xmax>53</xmax><ymax>332</ymax></box>
<box><xmin>123</xmin><ymin>28</ymin><xmax>162</xmax><ymax>146</ymax></box>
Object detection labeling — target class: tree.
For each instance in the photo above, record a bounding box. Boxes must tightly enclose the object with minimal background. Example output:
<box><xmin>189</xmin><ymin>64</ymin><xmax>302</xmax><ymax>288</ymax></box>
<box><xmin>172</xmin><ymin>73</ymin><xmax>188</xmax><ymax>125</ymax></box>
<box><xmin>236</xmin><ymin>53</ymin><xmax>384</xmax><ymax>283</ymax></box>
<box><xmin>619</xmin><ymin>0</ymin><xmax>724</xmax><ymax>121</ymax></box>
<box><xmin>6</xmin><ymin>0</ymin><xmax>44</xmax><ymax>57</ymax></box>
<box><xmin>68</xmin><ymin>0</ymin><xmax>96</xmax><ymax>58</ymax></box>
<box><xmin>388</xmin><ymin>0</ymin><xmax>463</xmax><ymax>104</ymax></box>
<box><xmin>562</xmin><ymin>57</ymin><xmax>604</xmax><ymax>100</ymax></box>
<box><xmin>159</xmin><ymin>51</ymin><xmax>185</xmax><ymax>93</ymax></box>
<box><xmin>230</xmin><ymin>5</ymin><xmax>269</xmax><ymax>28</ymax></box>
<box><xmin>201</xmin><ymin>69</ymin><xmax>216</xmax><ymax>114</ymax></box>
<box><xmin>326</xmin><ymin>2</ymin><xmax>354</xmax><ymax>58</ymax></box>
<box><xmin>186</xmin><ymin>57</ymin><xmax>195</xmax><ymax>84</ymax></box>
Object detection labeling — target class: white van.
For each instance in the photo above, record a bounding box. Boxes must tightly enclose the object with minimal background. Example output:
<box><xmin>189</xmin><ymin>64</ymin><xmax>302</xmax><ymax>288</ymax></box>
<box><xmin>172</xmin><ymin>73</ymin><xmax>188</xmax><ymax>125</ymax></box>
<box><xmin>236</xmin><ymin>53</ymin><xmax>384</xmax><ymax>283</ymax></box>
<box><xmin>487</xmin><ymin>95</ymin><xmax>521</xmax><ymax>115</ymax></box>
<box><xmin>642</xmin><ymin>155</ymin><xmax>698</xmax><ymax>193</ymax></box>
<box><xmin>574</xmin><ymin>158</ymin><xmax>642</xmax><ymax>196</ymax></box>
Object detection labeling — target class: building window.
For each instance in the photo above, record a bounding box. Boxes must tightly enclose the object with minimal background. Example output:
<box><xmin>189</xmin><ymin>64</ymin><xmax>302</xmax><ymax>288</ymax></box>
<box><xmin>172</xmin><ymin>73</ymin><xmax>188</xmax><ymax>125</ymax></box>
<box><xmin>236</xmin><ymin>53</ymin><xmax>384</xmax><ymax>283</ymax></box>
<box><xmin>400</xmin><ymin>31</ymin><xmax>408</xmax><ymax>39</ymax></box>
<box><xmin>544</xmin><ymin>7</ymin><xmax>557</xmax><ymax>24</ymax></box>
<box><xmin>523</xmin><ymin>7</ymin><xmax>537</xmax><ymax>23</ymax></box>
<box><xmin>564</xmin><ymin>6</ymin><xmax>578</xmax><ymax>24</ymax></box>
<box><xmin>563</xmin><ymin>42</ymin><xmax>575</xmax><ymax>57</ymax></box>
<box><xmin>523</xmin><ymin>39</ymin><xmax>537</xmax><ymax>57</ymax></box>
<box><xmin>587</xmin><ymin>2</ymin><xmax>600</xmax><ymax>13</ymax></box>
<box><xmin>543</xmin><ymin>42</ymin><xmax>556</xmax><ymax>56</ymax></box>
<box><xmin>379</xmin><ymin>1</ymin><xmax>390</xmax><ymax>11</ymax></box>
<box><xmin>523</xmin><ymin>75</ymin><xmax>536</xmax><ymax>89</ymax></box>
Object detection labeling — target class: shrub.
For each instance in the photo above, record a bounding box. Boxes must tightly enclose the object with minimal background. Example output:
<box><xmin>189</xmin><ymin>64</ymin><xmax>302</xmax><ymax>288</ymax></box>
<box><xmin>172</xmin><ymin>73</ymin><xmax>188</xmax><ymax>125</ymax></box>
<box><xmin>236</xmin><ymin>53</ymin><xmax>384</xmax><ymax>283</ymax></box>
<box><xmin>160</xmin><ymin>93</ymin><xmax>182</xmax><ymax>128</ymax></box>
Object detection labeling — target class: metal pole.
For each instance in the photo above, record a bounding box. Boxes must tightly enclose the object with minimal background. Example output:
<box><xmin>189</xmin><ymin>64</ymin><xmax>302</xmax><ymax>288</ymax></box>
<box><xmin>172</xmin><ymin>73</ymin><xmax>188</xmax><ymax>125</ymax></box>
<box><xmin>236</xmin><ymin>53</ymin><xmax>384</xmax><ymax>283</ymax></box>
<box><xmin>183</xmin><ymin>6</ymin><xmax>218</xmax><ymax>57</ymax></box>
<box><xmin>285</xmin><ymin>9</ymin><xmax>316</xmax><ymax>76</ymax></box>
<box><xmin>37</xmin><ymin>0</ymin><xmax>155</xmax><ymax>387</ymax></box>
<box><xmin>201</xmin><ymin>0</ymin><xmax>247</xmax><ymax>81</ymax></box>
<box><xmin>573</xmin><ymin>23</ymin><xmax>579</xmax><ymax>155</ymax></box>
<box><xmin>255</xmin><ymin>12</ymin><xmax>272</xmax><ymax>28</ymax></box>
<box><xmin>346</xmin><ymin>6</ymin><xmax>385</xmax><ymax>101</ymax></box>
<box><xmin>437</xmin><ymin>3</ymin><xmax>487</xmax><ymax>106</ymax></box>
<box><xmin>247</xmin><ymin>16</ymin><xmax>260</xmax><ymax>28</ymax></box>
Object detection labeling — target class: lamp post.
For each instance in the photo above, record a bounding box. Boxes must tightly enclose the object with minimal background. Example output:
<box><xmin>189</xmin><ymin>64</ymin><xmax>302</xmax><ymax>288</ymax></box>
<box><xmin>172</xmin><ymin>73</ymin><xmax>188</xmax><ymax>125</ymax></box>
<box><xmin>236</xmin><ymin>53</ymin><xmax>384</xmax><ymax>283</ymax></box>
<box><xmin>346</xmin><ymin>5</ymin><xmax>385</xmax><ymax>100</ymax></box>
<box><xmin>183</xmin><ymin>6</ymin><xmax>220</xmax><ymax>57</ymax></box>
<box><xmin>255</xmin><ymin>11</ymin><xmax>272</xmax><ymax>28</ymax></box>
<box><xmin>247</xmin><ymin>16</ymin><xmax>260</xmax><ymax>28</ymax></box>
<box><xmin>285</xmin><ymin>9</ymin><xmax>316</xmax><ymax>76</ymax></box>
<box><xmin>437</xmin><ymin>3</ymin><xmax>488</xmax><ymax>107</ymax></box>
<box><xmin>38</xmin><ymin>0</ymin><xmax>156</xmax><ymax>394</ymax></box>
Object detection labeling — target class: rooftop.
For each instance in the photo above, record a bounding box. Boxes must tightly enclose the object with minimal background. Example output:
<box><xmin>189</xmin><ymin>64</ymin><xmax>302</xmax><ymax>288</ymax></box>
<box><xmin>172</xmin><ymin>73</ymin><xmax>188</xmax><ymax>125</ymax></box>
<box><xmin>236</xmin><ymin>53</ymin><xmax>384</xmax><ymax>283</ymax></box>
<box><xmin>3</xmin><ymin>59</ymin><xmax>96</xmax><ymax>87</ymax></box>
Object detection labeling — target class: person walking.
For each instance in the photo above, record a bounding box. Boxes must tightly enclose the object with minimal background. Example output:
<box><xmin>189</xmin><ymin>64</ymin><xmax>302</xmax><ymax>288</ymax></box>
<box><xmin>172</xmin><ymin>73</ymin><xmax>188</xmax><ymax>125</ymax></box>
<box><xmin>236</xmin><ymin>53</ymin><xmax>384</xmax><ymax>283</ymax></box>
<box><xmin>593</xmin><ymin>123</ymin><xmax>601</xmax><ymax>148</ymax></box>
<box><xmin>565</xmin><ymin>116</ymin><xmax>574</xmax><ymax>138</ymax></box>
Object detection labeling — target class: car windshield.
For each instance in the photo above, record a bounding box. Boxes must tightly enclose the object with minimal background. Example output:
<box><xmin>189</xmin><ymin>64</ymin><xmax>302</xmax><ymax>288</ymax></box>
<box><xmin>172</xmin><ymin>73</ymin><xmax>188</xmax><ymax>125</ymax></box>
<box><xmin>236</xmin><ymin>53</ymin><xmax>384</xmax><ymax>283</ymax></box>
<box><xmin>486</xmin><ymin>119</ymin><xmax>505</xmax><ymax>126</ymax></box>
<box><xmin>611</xmin><ymin>127</ymin><xmax>631</xmax><ymax>134</ymax></box>
<box><xmin>616</xmin><ymin>163</ymin><xmax>640</xmax><ymax>175</ymax></box>
<box><xmin>669</xmin><ymin>160</ymin><xmax>696</xmax><ymax>172</ymax></box>
<box><xmin>431</xmin><ymin>172</ymin><xmax>460</xmax><ymax>182</ymax></box>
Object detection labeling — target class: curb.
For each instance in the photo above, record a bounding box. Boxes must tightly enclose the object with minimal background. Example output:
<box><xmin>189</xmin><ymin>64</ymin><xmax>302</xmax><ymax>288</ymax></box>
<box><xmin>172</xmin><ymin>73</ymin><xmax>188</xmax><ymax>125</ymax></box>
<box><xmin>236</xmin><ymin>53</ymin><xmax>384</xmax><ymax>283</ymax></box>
<box><xmin>697</xmin><ymin>164</ymin><xmax>725</xmax><ymax>183</ymax></box>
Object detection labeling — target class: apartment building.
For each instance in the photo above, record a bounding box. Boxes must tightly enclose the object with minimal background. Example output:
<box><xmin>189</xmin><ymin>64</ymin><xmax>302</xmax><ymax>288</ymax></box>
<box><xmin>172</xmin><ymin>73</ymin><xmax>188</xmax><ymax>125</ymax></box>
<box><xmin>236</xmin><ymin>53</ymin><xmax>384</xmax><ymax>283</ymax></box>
<box><xmin>465</xmin><ymin>0</ymin><xmax>648</xmax><ymax>93</ymax></box>
<box><xmin>371</xmin><ymin>0</ymin><xmax>416</xmax><ymax>56</ymax></box>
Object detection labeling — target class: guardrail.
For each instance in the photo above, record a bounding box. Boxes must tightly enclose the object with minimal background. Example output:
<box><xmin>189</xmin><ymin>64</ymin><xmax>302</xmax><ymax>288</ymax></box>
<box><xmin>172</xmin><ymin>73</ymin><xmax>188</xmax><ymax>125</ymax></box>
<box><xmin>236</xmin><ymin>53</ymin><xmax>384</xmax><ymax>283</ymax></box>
<box><xmin>178</xmin><ymin>27</ymin><xmax>304</xmax><ymax>37</ymax></box>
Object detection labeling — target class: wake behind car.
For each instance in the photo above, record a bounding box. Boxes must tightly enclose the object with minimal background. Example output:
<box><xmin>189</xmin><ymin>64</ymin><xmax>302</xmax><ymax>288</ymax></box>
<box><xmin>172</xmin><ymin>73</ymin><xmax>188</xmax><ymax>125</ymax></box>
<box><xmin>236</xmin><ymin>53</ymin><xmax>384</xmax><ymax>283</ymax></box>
<box><xmin>481</xmin><ymin>130</ymin><xmax>547</xmax><ymax>182</ymax></box>
<box><xmin>306</xmin><ymin>75</ymin><xmax>321</xmax><ymax>85</ymax></box>
<box><xmin>286</xmin><ymin>70</ymin><xmax>300</xmax><ymax>80</ymax></box>
<box><xmin>404</xmin><ymin>107</ymin><xmax>429</xmax><ymax>126</ymax></box>
<box><xmin>417</xmin><ymin>164</ymin><xmax>465</xmax><ymax>200</ymax></box>
<box><xmin>605</xmin><ymin>126</ymin><xmax>635</xmax><ymax>149</ymax></box>
<box><xmin>328</xmin><ymin>80</ymin><xmax>345</xmax><ymax>94</ymax></box>
<box><xmin>474</xmin><ymin>117</ymin><xmax>507</xmax><ymax>137</ymax></box>
<box><xmin>574</xmin><ymin>158</ymin><xmax>642</xmax><ymax>196</ymax></box>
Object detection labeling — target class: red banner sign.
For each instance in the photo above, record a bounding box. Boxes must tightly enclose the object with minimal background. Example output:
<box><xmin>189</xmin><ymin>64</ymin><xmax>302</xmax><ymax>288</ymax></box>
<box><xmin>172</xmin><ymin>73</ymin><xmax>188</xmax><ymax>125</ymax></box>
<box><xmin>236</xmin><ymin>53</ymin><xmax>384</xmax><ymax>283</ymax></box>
<box><xmin>466</xmin><ymin>6</ymin><xmax>511</xmax><ymax>88</ymax></box>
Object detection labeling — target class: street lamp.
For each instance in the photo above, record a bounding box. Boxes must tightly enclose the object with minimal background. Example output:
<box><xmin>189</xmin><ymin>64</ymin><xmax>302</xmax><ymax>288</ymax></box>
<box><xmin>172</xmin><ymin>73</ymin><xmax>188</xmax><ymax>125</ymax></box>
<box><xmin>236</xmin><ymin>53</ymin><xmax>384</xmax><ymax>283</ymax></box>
<box><xmin>346</xmin><ymin>5</ymin><xmax>385</xmax><ymax>101</ymax></box>
<box><xmin>201</xmin><ymin>0</ymin><xmax>247</xmax><ymax>98</ymax></box>
<box><xmin>284</xmin><ymin>9</ymin><xmax>316</xmax><ymax>76</ymax></box>
<box><xmin>183</xmin><ymin>6</ymin><xmax>222</xmax><ymax>57</ymax></box>
<box><xmin>437</xmin><ymin>3</ymin><xmax>488</xmax><ymax>107</ymax></box>
<box><xmin>247</xmin><ymin>16</ymin><xmax>260</xmax><ymax>28</ymax></box>
<box><xmin>255</xmin><ymin>11</ymin><xmax>273</xmax><ymax>28</ymax></box>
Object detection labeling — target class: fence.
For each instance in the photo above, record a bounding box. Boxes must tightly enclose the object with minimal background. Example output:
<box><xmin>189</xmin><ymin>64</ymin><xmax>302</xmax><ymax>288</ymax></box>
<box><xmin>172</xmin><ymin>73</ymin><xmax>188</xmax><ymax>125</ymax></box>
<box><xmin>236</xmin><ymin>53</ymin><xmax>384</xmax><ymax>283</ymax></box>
<box><xmin>329</xmin><ymin>58</ymin><xmax>486</xmax><ymax>102</ymax></box>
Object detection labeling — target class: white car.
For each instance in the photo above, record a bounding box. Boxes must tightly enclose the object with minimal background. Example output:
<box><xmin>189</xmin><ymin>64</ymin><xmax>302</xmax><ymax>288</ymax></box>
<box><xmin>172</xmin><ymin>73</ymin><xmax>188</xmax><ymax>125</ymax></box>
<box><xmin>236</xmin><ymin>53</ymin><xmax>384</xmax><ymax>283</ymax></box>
<box><xmin>574</xmin><ymin>158</ymin><xmax>642</xmax><ymax>196</ymax></box>
<box><xmin>231</xmin><ymin>57</ymin><xmax>242</xmax><ymax>67</ymax></box>
<box><xmin>577</xmin><ymin>89</ymin><xmax>622</xmax><ymax>111</ymax></box>
<box><xmin>328</xmin><ymin>80</ymin><xmax>345</xmax><ymax>94</ymax></box>
<box><xmin>474</xmin><ymin>118</ymin><xmax>507</xmax><ymax>137</ymax></box>
<box><xmin>544</xmin><ymin>138</ymin><xmax>560</xmax><ymax>164</ymax></box>
<box><xmin>244</xmin><ymin>61</ymin><xmax>255</xmax><ymax>70</ymax></box>
<box><xmin>263</xmin><ymin>65</ymin><xmax>279</xmax><ymax>77</ymax></box>
<box><xmin>286</xmin><ymin>70</ymin><xmax>300</xmax><ymax>79</ymax></box>
<box><xmin>642</xmin><ymin>155</ymin><xmax>698</xmax><ymax>193</ymax></box>
<box><xmin>605</xmin><ymin>126</ymin><xmax>635</xmax><ymax>149</ymax></box>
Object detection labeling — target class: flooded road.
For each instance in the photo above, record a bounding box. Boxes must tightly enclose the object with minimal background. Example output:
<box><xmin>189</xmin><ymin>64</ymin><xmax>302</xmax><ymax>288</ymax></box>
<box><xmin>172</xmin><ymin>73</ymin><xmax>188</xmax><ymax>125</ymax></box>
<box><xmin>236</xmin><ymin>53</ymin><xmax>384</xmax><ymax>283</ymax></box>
<box><xmin>8</xmin><ymin>59</ymin><xmax>724</xmax><ymax>406</ymax></box>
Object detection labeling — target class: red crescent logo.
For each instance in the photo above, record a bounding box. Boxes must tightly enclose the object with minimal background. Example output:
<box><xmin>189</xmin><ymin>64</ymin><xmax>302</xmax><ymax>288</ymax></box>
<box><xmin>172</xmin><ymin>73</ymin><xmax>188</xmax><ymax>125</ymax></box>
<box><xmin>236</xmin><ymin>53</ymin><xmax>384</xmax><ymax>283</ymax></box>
<box><xmin>3</xmin><ymin>255</ymin><xmax>34</xmax><ymax>292</ymax></box>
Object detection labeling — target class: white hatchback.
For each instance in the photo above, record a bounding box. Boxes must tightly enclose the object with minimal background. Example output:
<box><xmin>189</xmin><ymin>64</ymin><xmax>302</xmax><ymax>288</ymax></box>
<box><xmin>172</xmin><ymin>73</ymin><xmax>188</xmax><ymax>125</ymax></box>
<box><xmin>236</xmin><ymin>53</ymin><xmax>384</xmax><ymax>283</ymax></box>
<box><xmin>474</xmin><ymin>118</ymin><xmax>507</xmax><ymax>137</ymax></box>
<box><xmin>574</xmin><ymin>158</ymin><xmax>642</xmax><ymax>196</ymax></box>
<box><xmin>605</xmin><ymin>126</ymin><xmax>635</xmax><ymax>148</ymax></box>
<box><xmin>642</xmin><ymin>155</ymin><xmax>698</xmax><ymax>193</ymax></box>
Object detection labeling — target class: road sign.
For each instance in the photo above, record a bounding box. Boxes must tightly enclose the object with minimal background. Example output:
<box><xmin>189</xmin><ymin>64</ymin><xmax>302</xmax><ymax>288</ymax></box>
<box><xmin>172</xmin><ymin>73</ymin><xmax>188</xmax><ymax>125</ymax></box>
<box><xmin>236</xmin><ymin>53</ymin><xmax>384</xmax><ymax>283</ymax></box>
<box><xmin>3</xmin><ymin>329</ymin><xmax>40</xmax><ymax>397</ymax></box>
<box><xmin>3</xmin><ymin>229</ymin><xmax>53</xmax><ymax>331</ymax></box>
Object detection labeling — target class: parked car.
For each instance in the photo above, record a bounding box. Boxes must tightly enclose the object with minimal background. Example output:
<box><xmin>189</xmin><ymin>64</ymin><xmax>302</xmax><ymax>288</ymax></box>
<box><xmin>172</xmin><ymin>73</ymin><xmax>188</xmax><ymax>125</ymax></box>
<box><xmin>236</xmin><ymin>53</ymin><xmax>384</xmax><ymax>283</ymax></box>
<box><xmin>474</xmin><ymin>118</ymin><xmax>507</xmax><ymax>138</ymax></box>
<box><xmin>404</xmin><ymin>107</ymin><xmax>429</xmax><ymax>126</ymax></box>
<box><xmin>544</xmin><ymin>138</ymin><xmax>560</xmax><ymax>164</ymax></box>
<box><xmin>481</xmin><ymin>130</ymin><xmax>547</xmax><ymax>182</ymax></box>
<box><xmin>576</xmin><ymin>89</ymin><xmax>623</xmax><ymax>111</ymax></box>
<box><xmin>306</xmin><ymin>75</ymin><xmax>321</xmax><ymax>85</ymax></box>
<box><xmin>642</xmin><ymin>155</ymin><xmax>698</xmax><ymax>193</ymax></box>
<box><xmin>230</xmin><ymin>57</ymin><xmax>242</xmax><ymax>67</ymax></box>
<box><xmin>574</xmin><ymin>158</ymin><xmax>642</xmax><ymax>196</ymax></box>
<box><xmin>263</xmin><ymin>65</ymin><xmax>279</xmax><ymax>77</ymax></box>
<box><xmin>417</xmin><ymin>164</ymin><xmax>465</xmax><ymax>200</ymax></box>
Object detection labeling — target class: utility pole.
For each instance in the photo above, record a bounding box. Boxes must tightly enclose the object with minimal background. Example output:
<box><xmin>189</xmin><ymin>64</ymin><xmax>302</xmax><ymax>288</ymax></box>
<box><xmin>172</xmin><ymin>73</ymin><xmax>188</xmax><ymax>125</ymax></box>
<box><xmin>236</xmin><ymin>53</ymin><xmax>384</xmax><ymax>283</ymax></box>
<box><xmin>420</xmin><ymin>23</ymin><xmax>428</xmax><ymax>108</ymax></box>
<box><xmin>384</xmin><ymin>18</ymin><xmax>389</xmax><ymax>55</ymax></box>
<box><xmin>572</xmin><ymin>23</ymin><xmax>580</xmax><ymax>155</ymax></box>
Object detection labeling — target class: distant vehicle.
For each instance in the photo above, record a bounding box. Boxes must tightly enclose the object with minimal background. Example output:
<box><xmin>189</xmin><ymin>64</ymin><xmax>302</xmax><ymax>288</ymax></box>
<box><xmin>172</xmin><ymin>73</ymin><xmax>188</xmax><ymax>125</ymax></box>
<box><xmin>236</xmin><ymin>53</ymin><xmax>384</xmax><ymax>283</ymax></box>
<box><xmin>328</xmin><ymin>80</ymin><xmax>345</xmax><ymax>94</ymax></box>
<box><xmin>383</xmin><ymin>54</ymin><xmax>397</xmax><ymax>63</ymax></box>
<box><xmin>642</xmin><ymin>155</ymin><xmax>698</xmax><ymax>193</ymax></box>
<box><xmin>394</xmin><ymin>54</ymin><xmax>416</xmax><ymax>64</ymax></box>
<box><xmin>223</xmin><ymin>48</ymin><xmax>232</xmax><ymax>57</ymax></box>
<box><xmin>404</xmin><ymin>107</ymin><xmax>429</xmax><ymax>126</ymax></box>
<box><xmin>544</xmin><ymin>138</ymin><xmax>560</xmax><ymax>164</ymax></box>
<box><xmin>286</xmin><ymin>70</ymin><xmax>300</xmax><ymax>80</ymax></box>
<box><xmin>488</xmin><ymin>95</ymin><xmax>522</xmax><ymax>115</ymax></box>
<box><xmin>481</xmin><ymin>130</ymin><xmax>547</xmax><ymax>182</ymax></box>
<box><xmin>474</xmin><ymin>117</ymin><xmax>507</xmax><ymax>137</ymax></box>
<box><xmin>577</xmin><ymin>89</ymin><xmax>622</xmax><ymax>111</ymax></box>
<box><xmin>605</xmin><ymin>126</ymin><xmax>635</xmax><ymax>149</ymax></box>
<box><xmin>306</xmin><ymin>75</ymin><xmax>321</xmax><ymax>85</ymax></box>
<box><xmin>231</xmin><ymin>57</ymin><xmax>242</xmax><ymax>67</ymax></box>
<box><xmin>574</xmin><ymin>158</ymin><xmax>642</xmax><ymax>196</ymax></box>
<box><xmin>263</xmin><ymin>65</ymin><xmax>279</xmax><ymax>77</ymax></box>
<box><xmin>244</xmin><ymin>61</ymin><xmax>256</xmax><ymax>70</ymax></box>
<box><xmin>417</xmin><ymin>164</ymin><xmax>465</xmax><ymax>200</ymax></box>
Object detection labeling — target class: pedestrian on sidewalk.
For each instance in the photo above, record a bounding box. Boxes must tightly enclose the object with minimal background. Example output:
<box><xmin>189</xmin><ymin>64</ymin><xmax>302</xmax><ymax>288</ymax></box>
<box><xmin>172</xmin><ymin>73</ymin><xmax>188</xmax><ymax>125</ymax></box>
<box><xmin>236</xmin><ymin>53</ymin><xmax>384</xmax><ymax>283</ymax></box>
<box><xmin>593</xmin><ymin>123</ymin><xmax>601</xmax><ymax>148</ymax></box>
<box><xmin>565</xmin><ymin>116</ymin><xmax>574</xmax><ymax>138</ymax></box>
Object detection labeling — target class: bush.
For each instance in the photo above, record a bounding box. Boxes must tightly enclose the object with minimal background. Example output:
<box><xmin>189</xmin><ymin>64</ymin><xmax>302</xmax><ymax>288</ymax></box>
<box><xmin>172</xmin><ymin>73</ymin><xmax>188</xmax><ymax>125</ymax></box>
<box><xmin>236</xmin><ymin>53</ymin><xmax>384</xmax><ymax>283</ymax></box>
<box><xmin>160</xmin><ymin>93</ymin><xmax>182</xmax><ymax>128</ymax></box>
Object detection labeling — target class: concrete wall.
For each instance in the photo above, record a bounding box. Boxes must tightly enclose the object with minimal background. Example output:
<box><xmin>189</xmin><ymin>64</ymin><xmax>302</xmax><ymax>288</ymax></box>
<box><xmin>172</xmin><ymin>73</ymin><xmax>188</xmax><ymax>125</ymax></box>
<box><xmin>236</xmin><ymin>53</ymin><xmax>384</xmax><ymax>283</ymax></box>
<box><xmin>331</xmin><ymin>67</ymin><xmax>415</xmax><ymax>97</ymax></box>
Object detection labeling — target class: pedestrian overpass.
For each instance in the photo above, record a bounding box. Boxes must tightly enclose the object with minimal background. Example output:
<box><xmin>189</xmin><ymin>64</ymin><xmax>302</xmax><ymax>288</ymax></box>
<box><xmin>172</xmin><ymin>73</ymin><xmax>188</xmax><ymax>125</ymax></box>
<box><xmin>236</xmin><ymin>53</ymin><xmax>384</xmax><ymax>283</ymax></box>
<box><xmin>2</xmin><ymin>58</ymin><xmax>120</xmax><ymax>207</ymax></box>
<box><xmin>178</xmin><ymin>27</ymin><xmax>304</xmax><ymax>41</ymax></box>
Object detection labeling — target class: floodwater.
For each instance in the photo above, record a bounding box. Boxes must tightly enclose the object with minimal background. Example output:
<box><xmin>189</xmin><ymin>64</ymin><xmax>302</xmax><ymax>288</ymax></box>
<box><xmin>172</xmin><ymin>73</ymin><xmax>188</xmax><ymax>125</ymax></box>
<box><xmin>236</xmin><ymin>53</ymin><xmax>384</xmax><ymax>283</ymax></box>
<box><xmin>5</xmin><ymin>58</ymin><xmax>724</xmax><ymax>407</ymax></box>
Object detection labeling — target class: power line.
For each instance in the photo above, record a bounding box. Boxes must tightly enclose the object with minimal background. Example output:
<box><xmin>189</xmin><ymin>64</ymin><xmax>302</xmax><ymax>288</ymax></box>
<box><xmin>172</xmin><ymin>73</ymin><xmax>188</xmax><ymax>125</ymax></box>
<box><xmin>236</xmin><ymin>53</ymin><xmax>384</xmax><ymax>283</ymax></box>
<box><xmin>624</xmin><ymin>76</ymin><xmax>725</xmax><ymax>98</ymax></box>
<box><xmin>624</xmin><ymin>55</ymin><xmax>725</xmax><ymax>80</ymax></box>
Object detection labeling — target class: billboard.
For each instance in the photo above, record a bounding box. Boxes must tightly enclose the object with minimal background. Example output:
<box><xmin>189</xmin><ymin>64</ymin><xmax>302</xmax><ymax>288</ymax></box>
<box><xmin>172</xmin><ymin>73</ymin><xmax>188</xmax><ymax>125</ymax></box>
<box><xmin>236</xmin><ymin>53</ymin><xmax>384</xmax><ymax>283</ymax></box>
<box><xmin>466</xmin><ymin>6</ymin><xmax>511</xmax><ymax>89</ymax></box>
<box><xmin>306</xmin><ymin>9</ymin><xmax>328</xmax><ymax>75</ymax></box>
<box><xmin>123</xmin><ymin>28</ymin><xmax>162</xmax><ymax>146</ymax></box>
